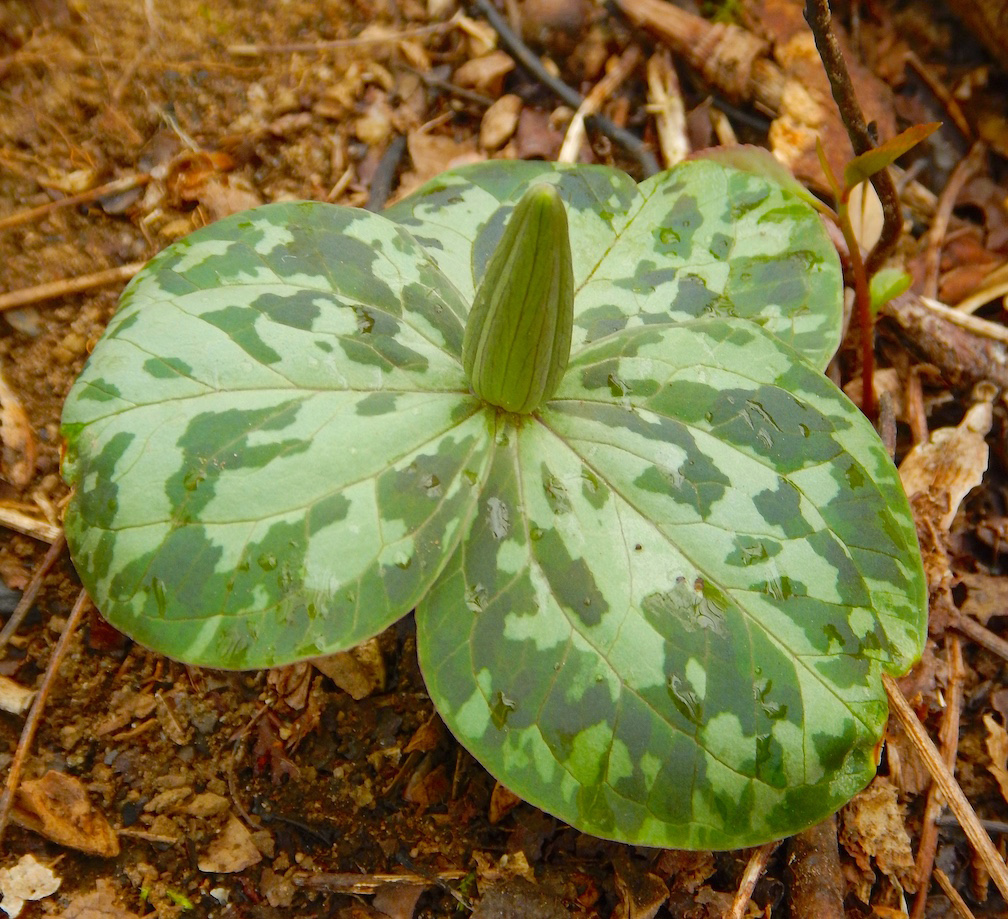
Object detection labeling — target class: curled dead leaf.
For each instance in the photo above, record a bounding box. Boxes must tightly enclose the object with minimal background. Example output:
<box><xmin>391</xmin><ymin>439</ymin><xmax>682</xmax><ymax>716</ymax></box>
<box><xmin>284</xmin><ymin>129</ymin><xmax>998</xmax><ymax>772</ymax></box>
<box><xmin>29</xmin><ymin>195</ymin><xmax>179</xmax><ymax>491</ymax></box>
<box><xmin>899</xmin><ymin>383</ymin><xmax>994</xmax><ymax>532</ymax></box>
<box><xmin>13</xmin><ymin>771</ymin><xmax>119</xmax><ymax>857</ymax></box>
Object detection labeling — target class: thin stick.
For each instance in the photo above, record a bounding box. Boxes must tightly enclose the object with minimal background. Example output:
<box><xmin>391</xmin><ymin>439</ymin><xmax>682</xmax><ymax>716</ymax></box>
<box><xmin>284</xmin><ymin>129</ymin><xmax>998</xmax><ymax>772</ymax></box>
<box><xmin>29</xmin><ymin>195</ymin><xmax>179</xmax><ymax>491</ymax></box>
<box><xmin>0</xmin><ymin>589</ymin><xmax>91</xmax><ymax>849</ymax></box>
<box><xmin>933</xmin><ymin>867</ymin><xmax>978</xmax><ymax>919</ymax></box>
<box><xmin>0</xmin><ymin>533</ymin><xmax>65</xmax><ymax>657</ymax></box>
<box><xmin>920</xmin><ymin>142</ymin><xmax>985</xmax><ymax>299</ymax></box>
<box><xmin>0</xmin><ymin>174</ymin><xmax>150</xmax><ymax>232</ymax></box>
<box><xmin>0</xmin><ymin>507</ymin><xmax>62</xmax><ymax>544</ymax></box>
<box><xmin>803</xmin><ymin>0</ymin><xmax>902</xmax><ymax>275</ymax></box>
<box><xmin>915</xmin><ymin>295</ymin><xmax>1008</xmax><ymax>346</ymax></box>
<box><xmin>646</xmin><ymin>51</ymin><xmax>689</xmax><ymax>169</ymax></box>
<box><xmin>882</xmin><ymin>672</ymin><xmax>1008</xmax><ymax>900</ymax></box>
<box><xmin>469</xmin><ymin>0</ymin><xmax>659</xmax><ymax>176</ymax></box>
<box><xmin>951</xmin><ymin>613</ymin><xmax>1008</xmax><ymax>663</ymax></box>
<box><xmin>905</xmin><ymin>51</ymin><xmax>972</xmax><ymax>142</ymax></box>
<box><xmin>910</xmin><ymin>635</ymin><xmax>963</xmax><ymax>919</ymax></box>
<box><xmin>558</xmin><ymin>47</ymin><xmax>641</xmax><ymax>164</ymax></box>
<box><xmin>726</xmin><ymin>841</ymin><xmax>779</xmax><ymax>919</ymax></box>
<box><xmin>0</xmin><ymin>262</ymin><xmax>144</xmax><ymax>313</ymax></box>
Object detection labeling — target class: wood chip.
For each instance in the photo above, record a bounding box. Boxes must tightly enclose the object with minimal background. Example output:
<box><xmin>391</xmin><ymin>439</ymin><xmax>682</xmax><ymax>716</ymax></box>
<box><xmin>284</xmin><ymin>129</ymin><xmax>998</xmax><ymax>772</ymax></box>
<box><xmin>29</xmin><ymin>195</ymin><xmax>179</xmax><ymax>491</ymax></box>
<box><xmin>0</xmin><ymin>676</ymin><xmax>34</xmax><ymax>716</ymax></box>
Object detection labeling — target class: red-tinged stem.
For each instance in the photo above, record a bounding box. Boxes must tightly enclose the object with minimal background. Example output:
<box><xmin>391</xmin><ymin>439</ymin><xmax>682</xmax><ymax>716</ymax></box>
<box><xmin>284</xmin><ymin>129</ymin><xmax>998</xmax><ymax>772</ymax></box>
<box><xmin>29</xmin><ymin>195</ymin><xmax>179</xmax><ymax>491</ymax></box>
<box><xmin>836</xmin><ymin>203</ymin><xmax>875</xmax><ymax>422</ymax></box>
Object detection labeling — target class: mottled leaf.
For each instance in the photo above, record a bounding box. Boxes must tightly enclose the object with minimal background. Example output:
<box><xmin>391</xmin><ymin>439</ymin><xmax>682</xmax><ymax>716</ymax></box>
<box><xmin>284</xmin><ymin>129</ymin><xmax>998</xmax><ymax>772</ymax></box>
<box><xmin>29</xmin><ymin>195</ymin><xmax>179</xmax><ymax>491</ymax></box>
<box><xmin>386</xmin><ymin>160</ymin><xmax>843</xmax><ymax>369</ymax></box>
<box><xmin>418</xmin><ymin>318</ymin><xmax>924</xmax><ymax>849</ymax></box>
<box><xmin>62</xmin><ymin>202</ymin><xmax>490</xmax><ymax>667</ymax></box>
<box><xmin>62</xmin><ymin>161</ymin><xmax>925</xmax><ymax>850</ymax></box>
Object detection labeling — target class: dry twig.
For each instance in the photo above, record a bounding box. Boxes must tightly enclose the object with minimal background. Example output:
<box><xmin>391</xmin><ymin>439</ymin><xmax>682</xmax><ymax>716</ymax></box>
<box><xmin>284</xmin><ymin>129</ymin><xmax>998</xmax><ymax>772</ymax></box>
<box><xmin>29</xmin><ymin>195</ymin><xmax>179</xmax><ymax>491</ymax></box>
<box><xmin>933</xmin><ymin>866</ymin><xmax>978</xmax><ymax>919</ymax></box>
<box><xmin>786</xmin><ymin>816</ymin><xmax>844</xmax><ymax>919</ymax></box>
<box><xmin>0</xmin><ymin>507</ymin><xmax>62</xmax><ymax>544</ymax></box>
<box><xmin>0</xmin><ymin>174</ymin><xmax>150</xmax><ymax>232</ymax></box>
<box><xmin>726</xmin><ymin>841</ymin><xmax>779</xmax><ymax>919</ymax></box>
<box><xmin>883</xmin><ymin>672</ymin><xmax>1008</xmax><ymax>900</ymax></box>
<box><xmin>921</xmin><ymin>143</ymin><xmax>986</xmax><ymax>300</ymax></box>
<box><xmin>558</xmin><ymin>47</ymin><xmax>641</xmax><ymax>164</ymax></box>
<box><xmin>910</xmin><ymin>635</ymin><xmax>964</xmax><ymax>919</ymax></box>
<box><xmin>469</xmin><ymin>0</ymin><xmax>659</xmax><ymax>176</ymax></box>
<box><xmin>228</xmin><ymin>20</ymin><xmax>456</xmax><ymax>56</ymax></box>
<box><xmin>0</xmin><ymin>262</ymin><xmax>145</xmax><ymax>313</ymax></box>
<box><xmin>0</xmin><ymin>533</ymin><xmax>65</xmax><ymax>658</ymax></box>
<box><xmin>0</xmin><ymin>589</ymin><xmax>90</xmax><ymax>849</ymax></box>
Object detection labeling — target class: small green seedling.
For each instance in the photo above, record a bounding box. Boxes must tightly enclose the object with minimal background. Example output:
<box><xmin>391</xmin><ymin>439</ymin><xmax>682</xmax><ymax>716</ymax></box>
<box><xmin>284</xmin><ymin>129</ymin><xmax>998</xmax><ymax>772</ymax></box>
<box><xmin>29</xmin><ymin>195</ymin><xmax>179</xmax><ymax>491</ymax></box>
<box><xmin>61</xmin><ymin>159</ymin><xmax>926</xmax><ymax>850</ymax></box>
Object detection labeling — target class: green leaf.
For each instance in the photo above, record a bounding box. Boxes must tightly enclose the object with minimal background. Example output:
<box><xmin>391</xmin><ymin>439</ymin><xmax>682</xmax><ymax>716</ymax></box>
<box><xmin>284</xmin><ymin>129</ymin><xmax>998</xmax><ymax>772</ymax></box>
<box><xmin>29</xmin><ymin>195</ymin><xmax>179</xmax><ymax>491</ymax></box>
<box><xmin>418</xmin><ymin>319</ymin><xmax>924</xmax><ymax>849</ymax></box>
<box><xmin>843</xmin><ymin>122</ymin><xmax>941</xmax><ymax>191</ymax></box>
<box><xmin>61</xmin><ymin>202</ymin><xmax>493</xmax><ymax>667</ymax></box>
<box><xmin>62</xmin><ymin>160</ymin><xmax>925</xmax><ymax>849</ymax></box>
<box><xmin>690</xmin><ymin>144</ymin><xmax>824</xmax><ymax>213</ymax></box>
<box><xmin>869</xmin><ymin>268</ymin><xmax>912</xmax><ymax>314</ymax></box>
<box><xmin>386</xmin><ymin>159</ymin><xmax>844</xmax><ymax>370</ymax></box>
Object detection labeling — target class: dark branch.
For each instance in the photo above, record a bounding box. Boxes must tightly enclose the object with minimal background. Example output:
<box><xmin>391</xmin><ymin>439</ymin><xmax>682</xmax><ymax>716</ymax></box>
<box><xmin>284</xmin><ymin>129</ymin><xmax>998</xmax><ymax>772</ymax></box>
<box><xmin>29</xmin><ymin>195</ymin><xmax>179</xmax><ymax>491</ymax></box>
<box><xmin>469</xmin><ymin>0</ymin><xmax>659</xmax><ymax>177</ymax></box>
<box><xmin>804</xmin><ymin>0</ymin><xmax>901</xmax><ymax>273</ymax></box>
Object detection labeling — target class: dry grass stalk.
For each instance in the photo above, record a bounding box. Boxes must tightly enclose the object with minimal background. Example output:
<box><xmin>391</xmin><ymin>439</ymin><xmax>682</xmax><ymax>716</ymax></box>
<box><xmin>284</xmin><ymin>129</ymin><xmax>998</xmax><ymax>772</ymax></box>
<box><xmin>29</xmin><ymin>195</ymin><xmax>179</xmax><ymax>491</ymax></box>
<box><xmin>883</xmin><ymin>673</ymin><xmax>1008</xmax><ymax>900</ymax></box>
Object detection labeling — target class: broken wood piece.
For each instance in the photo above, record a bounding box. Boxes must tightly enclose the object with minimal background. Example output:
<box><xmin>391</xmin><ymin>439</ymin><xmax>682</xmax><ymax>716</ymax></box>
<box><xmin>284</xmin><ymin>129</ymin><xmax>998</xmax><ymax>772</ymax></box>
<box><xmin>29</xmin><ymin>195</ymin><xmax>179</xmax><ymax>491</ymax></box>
<box><xmin>882</xmin><ymin>292</ymin><xmax>1008</xmax><ymax>391</ymax></box>
<box><xmin>786</xmin><ymin>816</ymin><xmax>845</xmax><ymax>919</ymax></box>
<box><xmin>558</xmin><ymin>46</ymin><xmax>641</xmax><ymax>163</ymax></box>
<box><xmin>646</xmin><ymin>50</ymin><xmax>688</xmax><ymax>168</ymax></box>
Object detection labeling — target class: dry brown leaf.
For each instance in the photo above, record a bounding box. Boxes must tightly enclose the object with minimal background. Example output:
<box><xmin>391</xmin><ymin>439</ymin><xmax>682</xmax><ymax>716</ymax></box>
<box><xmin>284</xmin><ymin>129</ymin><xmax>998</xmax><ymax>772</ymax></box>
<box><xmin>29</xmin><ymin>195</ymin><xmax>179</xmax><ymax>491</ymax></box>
<box><xmin>403</xmin><ymin>712</ymin><xmax>444</xmax><ymax>754</ymax></box>
<box><xmin>471</xmin><ymin>876</ymin><xmax>568</xmax><ymax>919</ymax></box>
<box><xmin>12</xmin><ymin>771</ymin><xmax>119</xmax><ymax>858</ymax></box>
<box><xmin>899</xmin><ymin>384</ymin><xmax>994</xmax><ymax>532</ymax></box>
<box><xmin>488</xmin><ymin>781</ymin><xmax>522</xmax><ymax>824</ymax></box>
<box><xmin>372</xmin><ymin>881</ymin><xmax>426</xmax><ymax>919</ymax></box>
<box><xmin>401</xmin><ymin>131</ymin><xmax>482</xmax><ymax>191</ymax></box>
<box><xmin>612</xmin><ymin>852</ymin><xmax>668</xmax><ymax>919</ymax></box>
<box><xmin>958</xmin><ymin>571</ymin><xmax>1008</xmax><ymax>625</ymax></box>
<box><xmin>195</xmin><ymin>177</ymin><xmax>263</xmax><ymax>222</ymax></box>
<box><xmin>269</xmin><ymin>661</ymin><xmax>313</xmax><ymax>710</ymax></box>
<box><xmin>311</xmin><ymin>636</ymin><xmax>386</xmax><ymax>700</ymax></box>
<box><xmin>983</xmin><ymin>713</ymin><xmax>1008</xmax><ymax>805</ymax></box>
<box><xmin>840</xmin><ymin>778</ymin><xmax>917</xmax><ymax>898</ymax></box>
<box><xmin>197</xmin><ymin>815</ymin><xmax>262</xmax><ymax>873</ymax></box>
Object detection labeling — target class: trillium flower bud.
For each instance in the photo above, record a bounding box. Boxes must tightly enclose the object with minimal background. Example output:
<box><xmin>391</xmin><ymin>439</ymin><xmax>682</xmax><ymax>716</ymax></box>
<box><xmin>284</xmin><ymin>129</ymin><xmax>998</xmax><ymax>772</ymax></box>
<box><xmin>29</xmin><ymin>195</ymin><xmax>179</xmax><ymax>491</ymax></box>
<box><xmin>463</xmin><ymin>183</ymin><xmax>574</xmax><ymax>414</ymax></box>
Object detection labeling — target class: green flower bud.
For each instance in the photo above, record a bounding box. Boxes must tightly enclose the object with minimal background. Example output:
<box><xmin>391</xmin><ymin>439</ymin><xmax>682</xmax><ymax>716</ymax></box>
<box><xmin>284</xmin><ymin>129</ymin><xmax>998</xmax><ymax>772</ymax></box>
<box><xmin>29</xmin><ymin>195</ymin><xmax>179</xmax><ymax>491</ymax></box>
<box><xmin>463</xmin><ymin>183</ymin><xmax>574</xmax><ymax>414</ymax></box>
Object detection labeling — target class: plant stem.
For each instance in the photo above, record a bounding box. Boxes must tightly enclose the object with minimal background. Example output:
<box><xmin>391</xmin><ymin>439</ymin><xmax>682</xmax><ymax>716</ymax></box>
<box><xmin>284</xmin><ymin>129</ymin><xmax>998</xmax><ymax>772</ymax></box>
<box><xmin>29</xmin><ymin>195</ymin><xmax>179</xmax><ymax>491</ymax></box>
<box><xmin>836</xmin><ymin>201</ymin><xmax>875</xmax><ymax>421</ymax></box>
<box><xmin>803</xmin><ymin>0</ymin><xmax>901</xmax><ymax>274</ymax></box>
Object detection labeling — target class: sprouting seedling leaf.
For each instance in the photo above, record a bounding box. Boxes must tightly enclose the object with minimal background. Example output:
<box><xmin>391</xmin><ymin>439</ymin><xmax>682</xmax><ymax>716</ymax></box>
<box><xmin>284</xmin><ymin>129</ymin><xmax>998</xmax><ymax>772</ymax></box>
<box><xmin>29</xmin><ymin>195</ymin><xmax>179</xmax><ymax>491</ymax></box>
<box><xmin>869</xmin><ymin>267</ymin><xmax>912</xmax><ymax>314</ymax></box>
<box><xmin>843</xmin><ymin>122</ymin><xmax>941</xmax><ymax>192</ymax></box>
<box><xmin>61</xmin><ymin>159</ymin><xmax>926</xmax><ymax>851</ymax></box>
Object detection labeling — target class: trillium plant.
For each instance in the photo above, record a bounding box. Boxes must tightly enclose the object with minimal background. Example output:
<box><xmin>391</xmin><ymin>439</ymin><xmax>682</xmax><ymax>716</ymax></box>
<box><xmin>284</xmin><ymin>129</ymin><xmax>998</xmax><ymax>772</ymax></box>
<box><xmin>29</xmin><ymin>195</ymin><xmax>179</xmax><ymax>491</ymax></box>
<box><xmin>62</xmin><ymin>157</ymin><xmax>926</xmax><ymax>850</ymax></box>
